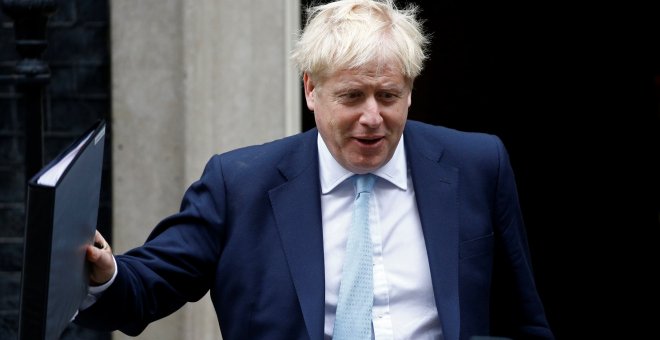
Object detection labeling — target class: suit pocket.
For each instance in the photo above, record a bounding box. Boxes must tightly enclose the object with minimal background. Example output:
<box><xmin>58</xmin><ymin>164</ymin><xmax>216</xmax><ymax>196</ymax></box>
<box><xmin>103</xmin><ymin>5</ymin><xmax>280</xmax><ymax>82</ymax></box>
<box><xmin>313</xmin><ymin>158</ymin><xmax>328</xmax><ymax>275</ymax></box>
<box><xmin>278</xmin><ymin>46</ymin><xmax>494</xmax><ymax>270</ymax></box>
<box><xmin>459</xmin><ymin>233</ymin><xmax>494</xmax><ymax>260</ymax></box>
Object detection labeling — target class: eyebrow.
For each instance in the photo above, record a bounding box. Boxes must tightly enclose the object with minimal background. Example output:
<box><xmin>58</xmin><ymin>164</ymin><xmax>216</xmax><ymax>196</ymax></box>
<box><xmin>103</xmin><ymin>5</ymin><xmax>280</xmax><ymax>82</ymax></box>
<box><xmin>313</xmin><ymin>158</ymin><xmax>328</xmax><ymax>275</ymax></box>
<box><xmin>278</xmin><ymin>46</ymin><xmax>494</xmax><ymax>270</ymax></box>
<box><xmin>332</xmin><ymin>82</ymin><xmax>406</xmax><ymax>93</ymax></box>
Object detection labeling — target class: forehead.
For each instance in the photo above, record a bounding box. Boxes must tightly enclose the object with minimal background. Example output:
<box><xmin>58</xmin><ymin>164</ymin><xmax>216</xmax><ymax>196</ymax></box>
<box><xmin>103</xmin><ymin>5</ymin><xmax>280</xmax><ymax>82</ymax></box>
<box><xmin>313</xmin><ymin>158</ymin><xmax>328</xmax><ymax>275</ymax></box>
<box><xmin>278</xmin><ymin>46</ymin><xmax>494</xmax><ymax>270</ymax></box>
<box><xmin>323</xmin><ymin>63</ymin><xmax>408</xmax><ymax>88</ymax></box>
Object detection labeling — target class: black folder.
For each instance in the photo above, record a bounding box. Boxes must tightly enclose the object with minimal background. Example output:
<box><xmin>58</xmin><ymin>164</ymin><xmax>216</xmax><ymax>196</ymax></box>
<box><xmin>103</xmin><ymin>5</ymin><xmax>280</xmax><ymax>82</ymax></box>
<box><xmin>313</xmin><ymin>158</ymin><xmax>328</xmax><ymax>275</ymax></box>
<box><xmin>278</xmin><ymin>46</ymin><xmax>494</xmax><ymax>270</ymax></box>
<box><xmin>18</xmin><ymin>120</ymin><xmax>107</xmax><ymax>340</ymax></box>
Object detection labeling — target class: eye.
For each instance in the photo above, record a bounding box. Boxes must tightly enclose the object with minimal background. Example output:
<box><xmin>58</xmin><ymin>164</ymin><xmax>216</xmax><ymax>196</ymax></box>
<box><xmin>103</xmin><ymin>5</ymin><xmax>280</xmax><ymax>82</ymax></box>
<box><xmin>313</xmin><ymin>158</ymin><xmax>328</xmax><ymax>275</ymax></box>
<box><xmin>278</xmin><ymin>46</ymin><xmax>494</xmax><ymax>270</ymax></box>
<box><xmin>378</xmin><ymin>91</ymin><xmax>400</xmax><ymax>102</ymax></box>
<box><xmin>338</xmin><ymin>91</ymin><xmax>363</xmax><ymax>103</ymax></box>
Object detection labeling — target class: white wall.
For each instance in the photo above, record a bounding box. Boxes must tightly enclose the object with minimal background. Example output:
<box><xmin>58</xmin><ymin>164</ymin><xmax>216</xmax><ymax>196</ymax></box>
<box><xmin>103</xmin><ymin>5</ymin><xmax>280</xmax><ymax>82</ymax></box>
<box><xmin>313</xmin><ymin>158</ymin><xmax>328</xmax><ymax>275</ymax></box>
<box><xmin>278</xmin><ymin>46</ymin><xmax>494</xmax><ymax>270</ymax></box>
<box><xmin>110</xmin><ymin>1</ymin><xmax>300</xmax><ymax>338</ymax></box>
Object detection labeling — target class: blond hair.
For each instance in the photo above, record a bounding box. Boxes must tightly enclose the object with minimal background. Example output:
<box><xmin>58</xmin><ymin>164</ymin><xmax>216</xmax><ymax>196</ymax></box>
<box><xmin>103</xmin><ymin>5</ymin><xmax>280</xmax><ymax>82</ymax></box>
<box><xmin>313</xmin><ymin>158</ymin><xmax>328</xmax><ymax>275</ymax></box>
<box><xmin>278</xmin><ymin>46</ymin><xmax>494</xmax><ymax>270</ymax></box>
<box><xmin>291</xmin><ymin>0</ymin><xmax>429</xmax><ymax>83</ymax></box>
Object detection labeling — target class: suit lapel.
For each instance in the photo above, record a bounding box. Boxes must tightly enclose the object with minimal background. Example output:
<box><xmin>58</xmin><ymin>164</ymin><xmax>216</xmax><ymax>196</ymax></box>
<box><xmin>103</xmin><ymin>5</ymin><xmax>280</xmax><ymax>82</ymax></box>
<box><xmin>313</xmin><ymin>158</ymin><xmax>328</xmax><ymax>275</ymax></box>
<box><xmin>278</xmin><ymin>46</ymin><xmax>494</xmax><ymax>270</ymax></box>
<box><xmin>269</xmin><ymin>129</ymin><xmax>325</xmax><ymax>340</ymax></box>
<box><xmin>404</xmin><ymin>124</ymin><xmax>461</xmax><ymax>340</ymax></box>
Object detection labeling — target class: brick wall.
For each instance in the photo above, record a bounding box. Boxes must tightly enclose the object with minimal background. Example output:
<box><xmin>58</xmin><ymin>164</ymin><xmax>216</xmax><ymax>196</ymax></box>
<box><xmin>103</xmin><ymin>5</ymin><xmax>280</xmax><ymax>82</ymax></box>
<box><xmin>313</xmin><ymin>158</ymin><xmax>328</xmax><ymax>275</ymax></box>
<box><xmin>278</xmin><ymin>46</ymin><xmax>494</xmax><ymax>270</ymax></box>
<box><xmin>1</xmin><ymin>1</ymin><xmax>111</xmax><ymax>339</ymax></box>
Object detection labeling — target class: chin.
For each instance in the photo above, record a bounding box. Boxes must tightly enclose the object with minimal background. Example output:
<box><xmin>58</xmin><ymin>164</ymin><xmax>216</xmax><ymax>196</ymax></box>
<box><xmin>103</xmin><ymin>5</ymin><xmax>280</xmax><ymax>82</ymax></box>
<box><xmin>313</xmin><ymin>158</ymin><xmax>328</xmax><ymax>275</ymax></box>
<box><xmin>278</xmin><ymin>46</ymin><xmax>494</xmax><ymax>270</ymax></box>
<box><xmin>348</xmin><ymin>160</ymin><xmax>385</xmax><ymax>174</ymax></box>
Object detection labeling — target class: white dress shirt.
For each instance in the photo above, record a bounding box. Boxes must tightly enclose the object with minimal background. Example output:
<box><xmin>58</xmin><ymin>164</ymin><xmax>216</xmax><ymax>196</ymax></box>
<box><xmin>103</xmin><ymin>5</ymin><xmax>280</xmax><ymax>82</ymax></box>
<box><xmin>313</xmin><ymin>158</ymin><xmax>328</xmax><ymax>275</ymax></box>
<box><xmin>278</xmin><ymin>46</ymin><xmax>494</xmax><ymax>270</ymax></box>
<box><xmin>318</xmin><ymin>134</ymin><xmax>443</xmax><ymax>340</ymax></box>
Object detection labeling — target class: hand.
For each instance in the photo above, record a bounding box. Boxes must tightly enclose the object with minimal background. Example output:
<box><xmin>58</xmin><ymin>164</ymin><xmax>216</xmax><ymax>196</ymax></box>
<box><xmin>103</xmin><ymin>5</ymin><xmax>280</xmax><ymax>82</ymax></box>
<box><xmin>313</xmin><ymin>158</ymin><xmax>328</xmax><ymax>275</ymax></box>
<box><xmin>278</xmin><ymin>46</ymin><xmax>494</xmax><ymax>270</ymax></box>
<box><xmin>86</xmin><ymin>230</ymin><xmax>116</xmax><ymax>286</ymax></box>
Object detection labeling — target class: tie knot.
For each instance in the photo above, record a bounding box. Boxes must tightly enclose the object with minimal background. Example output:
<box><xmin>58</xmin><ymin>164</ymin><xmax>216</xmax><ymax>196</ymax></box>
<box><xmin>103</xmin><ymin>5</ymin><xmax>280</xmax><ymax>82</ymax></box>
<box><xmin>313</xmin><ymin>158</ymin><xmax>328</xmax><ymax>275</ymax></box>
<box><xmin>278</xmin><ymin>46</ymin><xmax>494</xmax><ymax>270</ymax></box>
<box><xmin>355</xmin><ymin>174</ymin><xmax>376</xmax><ymax>195</ymax></box>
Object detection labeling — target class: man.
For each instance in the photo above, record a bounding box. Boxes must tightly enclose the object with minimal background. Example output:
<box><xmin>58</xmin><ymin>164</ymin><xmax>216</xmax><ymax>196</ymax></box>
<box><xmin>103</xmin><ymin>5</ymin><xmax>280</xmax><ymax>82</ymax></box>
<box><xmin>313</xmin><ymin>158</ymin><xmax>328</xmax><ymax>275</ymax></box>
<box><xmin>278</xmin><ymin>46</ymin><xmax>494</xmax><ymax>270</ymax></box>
<box><xmin>77</xmin><ymin>0</ymin><xmax>553</xmax><ymax>339</ymax></box>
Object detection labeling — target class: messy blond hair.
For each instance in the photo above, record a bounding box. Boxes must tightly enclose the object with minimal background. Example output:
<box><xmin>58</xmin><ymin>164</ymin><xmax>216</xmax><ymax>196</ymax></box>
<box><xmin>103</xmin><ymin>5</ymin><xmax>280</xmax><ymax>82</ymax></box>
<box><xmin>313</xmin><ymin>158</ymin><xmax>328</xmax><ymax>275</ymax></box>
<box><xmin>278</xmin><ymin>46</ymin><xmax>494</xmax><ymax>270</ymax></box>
<box><xmin>291</xmin><ymin>0</ymin><xmax>429</xmax><ymax>83</ymax></box>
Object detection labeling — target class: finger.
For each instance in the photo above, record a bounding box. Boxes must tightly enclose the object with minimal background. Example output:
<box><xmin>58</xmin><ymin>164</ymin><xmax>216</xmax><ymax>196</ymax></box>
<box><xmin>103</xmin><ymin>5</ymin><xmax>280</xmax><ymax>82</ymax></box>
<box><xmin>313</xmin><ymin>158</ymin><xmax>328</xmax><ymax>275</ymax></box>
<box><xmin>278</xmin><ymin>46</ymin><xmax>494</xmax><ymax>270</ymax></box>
<box><xmin>87</xmin><ymin>231</ymin><xmax>112</xmax><ymax>263</ymax></box>
<box><xmin>86</xmin><ymin>243</ymin><xmax>103</xmax><ymax>262</ymax></box>
<box><xmin>86</xmin><ymin>236</ymin><xmax>116</xmax><ymax>285</ymax></box>
<box><xmin>93</xmin><ymin>230</ymin><xmax>107</xmax><ymax>249</ymax></box>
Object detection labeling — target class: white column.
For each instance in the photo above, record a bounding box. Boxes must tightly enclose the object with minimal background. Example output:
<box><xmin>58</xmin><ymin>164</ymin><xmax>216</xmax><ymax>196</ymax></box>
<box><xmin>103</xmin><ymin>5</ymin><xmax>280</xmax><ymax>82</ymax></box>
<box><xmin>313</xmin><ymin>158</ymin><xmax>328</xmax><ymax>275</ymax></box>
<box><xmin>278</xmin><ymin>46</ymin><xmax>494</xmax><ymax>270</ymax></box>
<box><xmin>181</xmin><ymin>0</ymin><xmax>301</xmax><ymax>181</ymax></box>
<box><xmin>110</xmin><ymin>1</ymin><xmax>300</xmax><ymax>339</ymax></box>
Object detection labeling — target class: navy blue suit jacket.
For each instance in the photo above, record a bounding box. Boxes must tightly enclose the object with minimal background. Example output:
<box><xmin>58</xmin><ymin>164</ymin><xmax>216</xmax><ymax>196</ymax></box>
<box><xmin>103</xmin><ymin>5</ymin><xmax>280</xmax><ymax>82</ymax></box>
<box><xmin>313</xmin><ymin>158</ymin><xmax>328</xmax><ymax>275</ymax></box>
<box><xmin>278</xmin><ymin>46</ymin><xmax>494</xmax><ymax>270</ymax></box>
<box><xmin>76</xmin><ymin>121</ymin><xmax>553</xmax><ymax>339</ymax></box>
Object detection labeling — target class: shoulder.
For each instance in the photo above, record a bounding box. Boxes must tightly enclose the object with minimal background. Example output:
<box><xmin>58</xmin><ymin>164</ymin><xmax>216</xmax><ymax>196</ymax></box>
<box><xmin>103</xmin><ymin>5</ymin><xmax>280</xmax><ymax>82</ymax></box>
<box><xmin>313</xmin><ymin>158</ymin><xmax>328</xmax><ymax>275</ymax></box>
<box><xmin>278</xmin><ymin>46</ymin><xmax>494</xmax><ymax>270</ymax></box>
<box><xmin>404</xmin><ymin>121</ymin><xmax>516</xmax><ymax>202</ymax></box>
<box><xmin>202</xmin><ymin>128</ymin><xmax>317</xmax><ymax>179</ymax></box>
<box><xmin>404</xmin><ymin>120</ymin><xmax>505</xmax><ymax>162</ymax></box>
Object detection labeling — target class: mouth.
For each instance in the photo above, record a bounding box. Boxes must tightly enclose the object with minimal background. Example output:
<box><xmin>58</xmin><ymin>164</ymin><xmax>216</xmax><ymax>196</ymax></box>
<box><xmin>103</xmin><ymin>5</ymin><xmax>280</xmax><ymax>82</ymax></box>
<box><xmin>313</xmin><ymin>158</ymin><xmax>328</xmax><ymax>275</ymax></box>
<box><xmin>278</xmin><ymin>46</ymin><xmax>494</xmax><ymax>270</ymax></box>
<box><xmin>353</xmin><ymin>136</ymin><xmax>384</xmax><ymax>146</ymax></box>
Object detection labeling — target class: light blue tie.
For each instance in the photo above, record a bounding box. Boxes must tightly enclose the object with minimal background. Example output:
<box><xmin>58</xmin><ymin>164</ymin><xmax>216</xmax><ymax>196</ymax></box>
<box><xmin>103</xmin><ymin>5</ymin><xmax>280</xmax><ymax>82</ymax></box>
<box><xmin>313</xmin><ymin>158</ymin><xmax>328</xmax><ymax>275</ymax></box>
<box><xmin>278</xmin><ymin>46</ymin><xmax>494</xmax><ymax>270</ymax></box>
<box><xmin>333</xmin><ymin>174</ymin><xmax>377</xmax><ymax>340</ymax></box>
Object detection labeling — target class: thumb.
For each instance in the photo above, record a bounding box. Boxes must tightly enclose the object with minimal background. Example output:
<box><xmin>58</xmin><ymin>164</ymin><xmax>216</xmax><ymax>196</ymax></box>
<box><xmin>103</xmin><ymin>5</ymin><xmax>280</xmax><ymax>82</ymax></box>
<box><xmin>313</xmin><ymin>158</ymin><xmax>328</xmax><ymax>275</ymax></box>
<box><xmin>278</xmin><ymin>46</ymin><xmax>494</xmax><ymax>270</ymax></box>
<box><xmin>86</xmin><ymin>230</ymin><xmax>116</xmax><ymax>285</ymax></box>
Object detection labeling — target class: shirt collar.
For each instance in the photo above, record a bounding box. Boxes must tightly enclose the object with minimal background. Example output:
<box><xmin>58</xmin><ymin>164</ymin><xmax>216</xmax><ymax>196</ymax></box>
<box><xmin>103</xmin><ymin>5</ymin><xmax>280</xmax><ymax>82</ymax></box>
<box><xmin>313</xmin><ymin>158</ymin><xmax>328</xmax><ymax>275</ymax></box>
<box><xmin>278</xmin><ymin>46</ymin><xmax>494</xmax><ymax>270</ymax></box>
<box><xmin>317</xmin><ymin>133</ymin><xmax>408</xmax><ymax>194</ymax></box>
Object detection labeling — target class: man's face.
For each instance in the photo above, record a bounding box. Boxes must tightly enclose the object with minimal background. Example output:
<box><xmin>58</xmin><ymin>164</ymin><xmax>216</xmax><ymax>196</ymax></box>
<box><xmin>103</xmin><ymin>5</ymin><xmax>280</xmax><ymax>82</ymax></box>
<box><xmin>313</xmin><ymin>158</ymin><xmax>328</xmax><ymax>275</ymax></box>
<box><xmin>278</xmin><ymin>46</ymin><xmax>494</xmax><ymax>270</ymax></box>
<box><xmin>304</xmin><ymin>64</ymin><xmax>411</xmax><ymax>174</ymax></box>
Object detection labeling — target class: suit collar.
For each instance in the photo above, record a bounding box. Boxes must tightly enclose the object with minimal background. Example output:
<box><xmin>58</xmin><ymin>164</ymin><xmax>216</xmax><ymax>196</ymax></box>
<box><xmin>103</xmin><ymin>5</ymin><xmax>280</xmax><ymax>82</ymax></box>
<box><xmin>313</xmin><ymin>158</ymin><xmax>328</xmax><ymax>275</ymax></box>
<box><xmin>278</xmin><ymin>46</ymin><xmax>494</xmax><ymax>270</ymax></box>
<box><xmin>404</xmin><ymin>122</ymin><xmax>461</xmax><ymax>340</ymax></box>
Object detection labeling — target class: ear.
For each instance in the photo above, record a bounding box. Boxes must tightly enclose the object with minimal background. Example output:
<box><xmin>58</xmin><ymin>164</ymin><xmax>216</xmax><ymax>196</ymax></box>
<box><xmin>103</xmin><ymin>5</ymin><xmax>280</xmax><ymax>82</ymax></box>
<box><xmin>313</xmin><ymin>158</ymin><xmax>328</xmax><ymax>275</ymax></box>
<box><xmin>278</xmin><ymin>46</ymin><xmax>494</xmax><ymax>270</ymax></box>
<box><xmin>407</xmin><ymin>91</ymin><xmax>412</xmax><ymax>108</ymax></box>
<box><xmin>303</xmin><ymin>73</ymin><xmax>316</xmax><ymax>111</ymax></box>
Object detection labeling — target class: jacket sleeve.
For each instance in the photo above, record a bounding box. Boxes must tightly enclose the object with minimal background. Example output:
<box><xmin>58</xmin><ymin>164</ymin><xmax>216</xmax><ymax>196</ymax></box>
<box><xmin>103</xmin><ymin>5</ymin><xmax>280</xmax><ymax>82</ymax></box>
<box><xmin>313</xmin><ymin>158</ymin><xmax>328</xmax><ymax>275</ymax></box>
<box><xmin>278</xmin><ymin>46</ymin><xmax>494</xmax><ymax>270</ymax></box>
<box><xmin>74</xmin><ymin>155</ymin><xmax>226</xmax><ymax>335</ymax></box>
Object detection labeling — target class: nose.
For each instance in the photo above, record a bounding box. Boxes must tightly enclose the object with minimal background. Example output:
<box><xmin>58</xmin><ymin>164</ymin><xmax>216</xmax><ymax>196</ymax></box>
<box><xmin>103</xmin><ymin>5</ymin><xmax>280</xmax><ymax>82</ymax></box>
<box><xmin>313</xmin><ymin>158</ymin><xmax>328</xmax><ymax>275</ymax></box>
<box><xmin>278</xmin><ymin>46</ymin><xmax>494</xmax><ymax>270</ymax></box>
<box><xmin>358</xmin><ymin>96</ymin><xmax>383</xmax><ymax>128</ymax></box>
